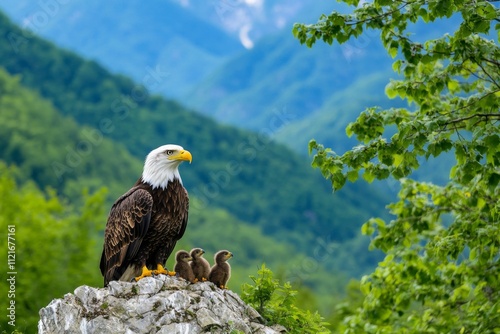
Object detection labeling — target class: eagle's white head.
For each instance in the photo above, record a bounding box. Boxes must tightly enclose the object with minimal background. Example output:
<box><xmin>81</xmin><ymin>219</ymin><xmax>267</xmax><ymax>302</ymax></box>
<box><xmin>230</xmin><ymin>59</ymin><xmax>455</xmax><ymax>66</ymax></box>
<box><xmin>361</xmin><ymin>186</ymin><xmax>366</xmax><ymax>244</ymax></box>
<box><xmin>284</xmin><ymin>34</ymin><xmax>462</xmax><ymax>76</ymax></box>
<box><xmin>141</xmin><ymin>144</ymin><xmax>192</xmax><ymax>189</ymax></box>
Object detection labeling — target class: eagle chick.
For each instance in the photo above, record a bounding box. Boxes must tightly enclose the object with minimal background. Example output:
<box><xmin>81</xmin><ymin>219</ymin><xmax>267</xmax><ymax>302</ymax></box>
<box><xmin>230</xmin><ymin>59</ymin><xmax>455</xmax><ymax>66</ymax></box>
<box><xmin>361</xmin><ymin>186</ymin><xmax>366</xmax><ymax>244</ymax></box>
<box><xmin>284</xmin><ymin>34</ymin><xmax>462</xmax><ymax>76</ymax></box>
<box><xmin>190</xmin><ymin>248</ymin><xmax>210</xmax><ymax>282</ymax></box>
<box><xmin>209</xmin><ymin>250</ymin><xmax>233</xmax><ymax>289</ymax></box>
<box><xmin>174</xmin><ymin>250</ymin><xmax>196</xmax><ymax>283</ymax></box>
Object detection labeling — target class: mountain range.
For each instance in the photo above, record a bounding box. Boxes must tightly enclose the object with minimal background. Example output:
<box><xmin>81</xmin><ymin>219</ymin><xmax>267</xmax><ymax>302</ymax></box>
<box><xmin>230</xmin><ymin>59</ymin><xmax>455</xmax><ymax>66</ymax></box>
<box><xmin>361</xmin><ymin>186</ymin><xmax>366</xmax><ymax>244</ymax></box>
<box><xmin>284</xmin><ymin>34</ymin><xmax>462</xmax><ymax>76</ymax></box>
<box><xmin>0</xmin><ymin>6</ymin><xmax>391</xmax><ymax>310</ymax></box>
<box><xmin>1</xmin><ymin>1</ymin><xmax>375</xmax><ymax>148</ymax></box>
<box><xmin>1</xmin><ymin>1</ymin><xmax>461</xmax><ymax>160</ymax></box>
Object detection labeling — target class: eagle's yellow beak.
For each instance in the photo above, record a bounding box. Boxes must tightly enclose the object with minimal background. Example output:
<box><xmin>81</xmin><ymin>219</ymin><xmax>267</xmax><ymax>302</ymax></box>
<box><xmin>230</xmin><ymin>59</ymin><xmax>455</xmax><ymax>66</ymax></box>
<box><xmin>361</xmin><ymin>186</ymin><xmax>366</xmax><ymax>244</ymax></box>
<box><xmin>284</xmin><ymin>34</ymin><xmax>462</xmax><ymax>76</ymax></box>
<box><xmin>170</xmin><ymin>150</ymin><xmax>192</xmax><ymax>163</ymax></box>
<box><xmin>226</xmin><ymin>252</ymin><xmax>233</xmax><ymax>260</ymax></box>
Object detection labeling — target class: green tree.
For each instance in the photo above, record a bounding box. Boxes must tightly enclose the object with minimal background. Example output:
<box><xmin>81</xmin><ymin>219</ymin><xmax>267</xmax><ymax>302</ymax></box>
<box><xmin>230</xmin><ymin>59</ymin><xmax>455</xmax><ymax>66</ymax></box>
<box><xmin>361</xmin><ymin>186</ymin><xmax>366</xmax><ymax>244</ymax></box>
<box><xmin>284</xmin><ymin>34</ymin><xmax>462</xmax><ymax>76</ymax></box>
<box><xmin>0</xmin><ymin>163</ymin><xmax>105</xmax><ymax>333</ymax></box>
<box><xmin>294</xmin><ymin>1</ymin><xmax>500</xmax><ymax>332</ymax></box>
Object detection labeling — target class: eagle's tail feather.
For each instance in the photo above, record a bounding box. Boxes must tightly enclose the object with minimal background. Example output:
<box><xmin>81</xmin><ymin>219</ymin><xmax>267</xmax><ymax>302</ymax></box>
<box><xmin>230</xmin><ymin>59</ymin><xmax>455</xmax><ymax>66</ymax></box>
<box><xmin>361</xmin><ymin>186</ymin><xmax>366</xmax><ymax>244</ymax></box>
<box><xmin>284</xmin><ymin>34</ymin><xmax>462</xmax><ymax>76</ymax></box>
<box><xmin>119</xmin><ymin>264</ymin><xmax>144</xmax><ymax>283</ymax></box>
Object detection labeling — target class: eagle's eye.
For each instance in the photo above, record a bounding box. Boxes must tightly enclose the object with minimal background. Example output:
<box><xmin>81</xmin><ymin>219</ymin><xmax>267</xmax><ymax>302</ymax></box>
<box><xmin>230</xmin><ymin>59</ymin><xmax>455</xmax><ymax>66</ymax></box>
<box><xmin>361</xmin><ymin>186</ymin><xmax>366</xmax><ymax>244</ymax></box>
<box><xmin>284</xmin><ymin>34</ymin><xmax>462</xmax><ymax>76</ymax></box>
<box><xmin>165</xmin><ymin>150</ymin><xmax>174</xmax><ymax>155</ymax></box>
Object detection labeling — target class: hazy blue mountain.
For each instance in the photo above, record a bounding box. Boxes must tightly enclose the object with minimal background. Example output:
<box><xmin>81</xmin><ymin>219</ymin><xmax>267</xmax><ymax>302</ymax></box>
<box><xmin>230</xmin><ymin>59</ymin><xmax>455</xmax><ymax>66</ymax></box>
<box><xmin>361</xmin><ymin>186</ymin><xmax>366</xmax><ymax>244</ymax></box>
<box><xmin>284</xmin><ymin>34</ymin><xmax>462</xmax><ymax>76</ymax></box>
<box><xmin>0</xmin><ymin>0</ymin><xmax>457</xmax><ymax>192</ymax></box>
<box><xmin>0</xmin><ymin>0</ymin><xmax>244</xmax><ymax>97</ymax></box>
<box><xmin>185</xmin><ymin>29</ymin><xmax>394</xmax><ymax>132</ymax></box>
<box><xmin>0</xmin><ymin>10</ymin><xmax>393</xmax><ymax>252</ymax></box>
<box><xmin>167</xmin><ymin>0</ymin><xmax>337</xmax><ymax>47</ymax></box>
<box><xmin>184</xmin><ymin>12</ymin><xmax>459</xmax><ymax>189</ymax></box>
<box><xmin>0</xmin><ymin>0</ymin><xmax>396</xmax><ymax>156</ymax></box>
<box><xmin>0</xmin><ymin>10</ymin><xmax>398</xmax><ymax>311</ymax></box>
<box><xmin>0</xmin><ymin>1</ymin><xmax>460</xmax><ymax>157</ymax></box>
<box><xmin>275</xmin><ymin>71</ymin><xmax>397</xmax><ymax>155</ymax></box>
<box><xmin>0</xmin><ymin>0</ymin><xmax>334</xmax><ymax>99</ymax></box>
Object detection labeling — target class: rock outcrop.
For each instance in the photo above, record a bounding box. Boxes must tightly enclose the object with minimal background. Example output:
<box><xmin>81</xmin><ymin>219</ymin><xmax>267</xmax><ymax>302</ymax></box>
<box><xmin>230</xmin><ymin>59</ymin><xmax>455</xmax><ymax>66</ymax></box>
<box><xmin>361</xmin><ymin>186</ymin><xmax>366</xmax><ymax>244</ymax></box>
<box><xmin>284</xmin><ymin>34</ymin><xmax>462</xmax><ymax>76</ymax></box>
<box><xmin>38</xmin><ymin>275</ymin><xmax>285</xmax><ymax>334</ymax></box>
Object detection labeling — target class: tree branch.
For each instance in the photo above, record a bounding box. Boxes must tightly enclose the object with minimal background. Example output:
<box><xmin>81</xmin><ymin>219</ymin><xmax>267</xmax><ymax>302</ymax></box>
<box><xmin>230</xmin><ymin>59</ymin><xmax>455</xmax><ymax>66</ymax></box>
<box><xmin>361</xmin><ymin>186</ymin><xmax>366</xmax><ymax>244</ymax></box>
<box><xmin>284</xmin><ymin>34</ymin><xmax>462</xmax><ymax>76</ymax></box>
<box><xmin>445</xmin><ymin>113</ymin><xmax>500</xmax><ymax>125</ymax></box>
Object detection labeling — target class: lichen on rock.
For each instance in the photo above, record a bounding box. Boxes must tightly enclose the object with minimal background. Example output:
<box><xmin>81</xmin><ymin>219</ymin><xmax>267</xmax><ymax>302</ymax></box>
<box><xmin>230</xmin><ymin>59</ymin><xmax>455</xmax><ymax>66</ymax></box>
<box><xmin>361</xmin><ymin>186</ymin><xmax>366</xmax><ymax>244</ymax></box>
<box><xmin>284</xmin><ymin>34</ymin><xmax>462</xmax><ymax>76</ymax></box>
<box><xmin>38</xmin><ymin>275</ymin><xmax>286</xmax><ymax>334</ymax></box>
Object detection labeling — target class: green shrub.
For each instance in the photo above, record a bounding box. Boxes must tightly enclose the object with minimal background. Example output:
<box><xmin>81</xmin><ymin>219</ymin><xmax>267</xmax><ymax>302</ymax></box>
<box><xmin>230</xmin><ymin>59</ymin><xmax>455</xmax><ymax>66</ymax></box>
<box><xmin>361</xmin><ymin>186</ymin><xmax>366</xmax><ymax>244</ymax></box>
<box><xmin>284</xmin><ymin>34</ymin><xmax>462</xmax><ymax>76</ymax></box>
<box><xmin>241</xmin><ymin>264</ymin><xmax>330</xmax><ymax>333</ymax></box>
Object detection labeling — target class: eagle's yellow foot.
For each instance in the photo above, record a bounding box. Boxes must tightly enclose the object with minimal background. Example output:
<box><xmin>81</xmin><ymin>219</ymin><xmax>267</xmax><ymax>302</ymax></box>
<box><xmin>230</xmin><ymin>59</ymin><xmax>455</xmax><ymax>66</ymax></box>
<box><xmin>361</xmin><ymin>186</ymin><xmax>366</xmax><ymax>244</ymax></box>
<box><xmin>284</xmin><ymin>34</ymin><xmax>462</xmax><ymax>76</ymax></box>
<box><xmin>201</xmin><ymin>277</ymin><xmax>207</xmax><ymax>282</ymax></box>
<box><xmin>193</xmin><ymin>278</ymin><xmax>199</xmax><ymax>283</ymax></box>
<box><xmin>219</xmin><ymin>285</ymin><xmax>228</xmax><ymax>289</ymax></box>
<box><xmin>135</xmin><ymin>266</ymin><xmax>153</xmax><ymax>282</ymax></box>
<box><xmin>152</xmin><ymin>264</ymin><xmax>175</xmax><ymax>276</ymax></box>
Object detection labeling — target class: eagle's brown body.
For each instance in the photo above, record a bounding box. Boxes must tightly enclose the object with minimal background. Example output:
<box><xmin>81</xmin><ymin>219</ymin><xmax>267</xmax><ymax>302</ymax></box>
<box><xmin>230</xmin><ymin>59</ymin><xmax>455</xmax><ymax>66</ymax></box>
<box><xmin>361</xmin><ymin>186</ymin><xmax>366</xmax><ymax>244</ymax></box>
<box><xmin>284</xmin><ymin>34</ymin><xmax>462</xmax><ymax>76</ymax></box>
<box><xmin>100</xmin><ymin>178</ymin><xmax>189</xmax><ymax>286</ymax></box>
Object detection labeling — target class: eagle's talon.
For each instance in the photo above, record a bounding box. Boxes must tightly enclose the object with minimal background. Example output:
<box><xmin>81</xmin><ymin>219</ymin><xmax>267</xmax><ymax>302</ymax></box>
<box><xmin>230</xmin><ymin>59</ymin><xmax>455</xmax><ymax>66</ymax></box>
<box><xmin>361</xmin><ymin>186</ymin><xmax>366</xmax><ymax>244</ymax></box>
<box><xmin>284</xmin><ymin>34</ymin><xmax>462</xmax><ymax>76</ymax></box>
<box><xmin>135</xmin><ymin>266</ymin><xmax>153</xmax><ymax>281</ymax></box>
<box><xmin>152</xmin><ymin>264</ymin><xmax>169</xmax><ymax>276</ymax></box>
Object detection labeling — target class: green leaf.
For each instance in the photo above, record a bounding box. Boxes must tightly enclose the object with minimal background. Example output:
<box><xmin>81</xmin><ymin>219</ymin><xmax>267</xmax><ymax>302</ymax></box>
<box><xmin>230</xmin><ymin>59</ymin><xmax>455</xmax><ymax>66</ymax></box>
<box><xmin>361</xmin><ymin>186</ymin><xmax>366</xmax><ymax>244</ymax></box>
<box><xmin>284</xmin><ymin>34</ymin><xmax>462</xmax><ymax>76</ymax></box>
<box><xmin>332</xmin><ymin>171</ymin><xmax>347</xmax><ymax>189</ymax></box>
<box><xmin>379</xmin><ymin>308</ymin><xmax>392</xmax><ymax>320</ymax></box>
<box><xmin>389</xmin><ymin>47</ymin><xmax>398</xmax><ymax>58</ymax></box>
<box><xmin>469</xmin><ymin>248</ymin><xmax>476</xmax><ymax>260</ymax></box>
<box><xmin>360</xmin><ymin>281</ymin><xmax>371</xmax><ymax>295</ymax></box>
<box><xmin>477</xmin><ymin>2</ymin><xmax>498</xmax><ymax>20</ymax></box>
<box><xmin>385</xmin><ymin>83</ymin><xmax>398</xmax><ymax>99</ymax></box>
<box><xmin>361</xmin><ymin>222</ymin><xmax>374</xmax><ymax>235</ymax></box>
<box><xmin>452</xmin><ymin>284</ymin><xmax>471</xmax><ymax>301</ymax></box>
<box><xmin>372</xmin><ymin>217</ymin><xmax>386</xmax><ymax>229</ymax></box>
<box><xmin>473</xmin><ymin>19</ymin><xmax>490</xmax><ymax>34</ymax></box>
<box><xmin>363</xmin><ymin>170</ymin><xmax>376</xmax><ymax>183</ymax></box>
<box><xmin>347</xmin><ymin>169</ymin><xmax>359</xmax><ymax>182</ymax></box>
<box><xmin>477</xmin><ymin>197</ymin><xmax>486</xmax><ymax>209</ymax></box>
<box><xmin>306</xmin><ymin>36</ymin><xmax>316</xmax><ymax>48</ymax></box>
<box><xmin>393</xmin><ymin>154</ymin><xmax>404</xmax><ymax>167</ymax></box>
<box><xmin>488</xmin><ymin>173</ymin><xmax>500</xmax><ymax>188</ymax></box>
<box><xmin>392</xmin><ymin>59</ymin><xmax>403</xmax><ymax>73</ymax></box>
<box><xmin>447</xmin><ymin>79</ymin><xmax>459</xmax><ymax>93</ymax></box>
<box><xmin>346</xmin><ymin>123</ymin><xmax>354</xmax><ymax>137</ymax></box>
<box><xmin>484</xmin><ymin>134</ymin><xmax>500</xmax><ymax>148</ymax></box>
<box><xmin>419</xmin><ymin>7</ymin><xmax>429</xmax><ymax>22</ymax></box>
<box><xmin>308</xmin><ymin>139</ymin><xmax>318</xmax><ymax>155</ymax></box>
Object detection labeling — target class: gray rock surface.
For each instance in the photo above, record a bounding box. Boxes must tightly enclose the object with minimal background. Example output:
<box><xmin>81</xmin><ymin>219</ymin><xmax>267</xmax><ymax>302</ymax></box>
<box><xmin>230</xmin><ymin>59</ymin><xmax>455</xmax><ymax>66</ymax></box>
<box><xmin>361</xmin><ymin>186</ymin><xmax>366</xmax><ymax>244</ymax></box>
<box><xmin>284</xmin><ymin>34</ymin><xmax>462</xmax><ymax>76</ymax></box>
<box><xmin>38</xmin><ymin>275</ymin><xmax>286</xmax><ymax>334</ymax></box>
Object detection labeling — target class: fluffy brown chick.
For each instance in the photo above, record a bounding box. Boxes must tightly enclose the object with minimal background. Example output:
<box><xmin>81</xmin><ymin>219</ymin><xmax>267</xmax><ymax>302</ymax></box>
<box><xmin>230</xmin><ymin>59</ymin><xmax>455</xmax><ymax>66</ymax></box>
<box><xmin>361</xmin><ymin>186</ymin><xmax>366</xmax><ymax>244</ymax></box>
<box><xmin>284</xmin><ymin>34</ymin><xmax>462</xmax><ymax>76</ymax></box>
<box><xmin>174</xmin><ymin>250</ymin><xmax>196</xmax><ymax>283</ymax></box>
<box><xmin>208</xmin><ymin>250</ymin><xmax>233</xmax><ymax>289</ymax></box>
<box><xmin>190</xmin><ymin>248</ymin><xmax>211</xmax><ymax>282</ymax></box>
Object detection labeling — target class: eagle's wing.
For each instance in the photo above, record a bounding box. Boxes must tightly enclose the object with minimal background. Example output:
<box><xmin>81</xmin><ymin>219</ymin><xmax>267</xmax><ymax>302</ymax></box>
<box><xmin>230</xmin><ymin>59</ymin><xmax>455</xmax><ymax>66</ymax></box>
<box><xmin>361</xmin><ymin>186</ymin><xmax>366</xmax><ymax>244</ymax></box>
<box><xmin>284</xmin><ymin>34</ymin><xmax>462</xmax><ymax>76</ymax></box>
<box><xmin>100</xmin><ymin>187</ymin><xmax>153</xmax><ymax>286</ymax></box>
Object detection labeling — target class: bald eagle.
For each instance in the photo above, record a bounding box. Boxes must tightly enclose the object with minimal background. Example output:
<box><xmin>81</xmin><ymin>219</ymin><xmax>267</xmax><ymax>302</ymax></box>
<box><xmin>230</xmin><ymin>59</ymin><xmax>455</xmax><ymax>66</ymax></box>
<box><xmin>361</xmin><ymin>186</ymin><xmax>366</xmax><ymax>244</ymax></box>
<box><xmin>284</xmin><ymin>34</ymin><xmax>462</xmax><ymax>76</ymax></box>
<box><xmin>100</xmin><ymin>144</ymin><xmax>192</xmax><ymax>286</ymax></box>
